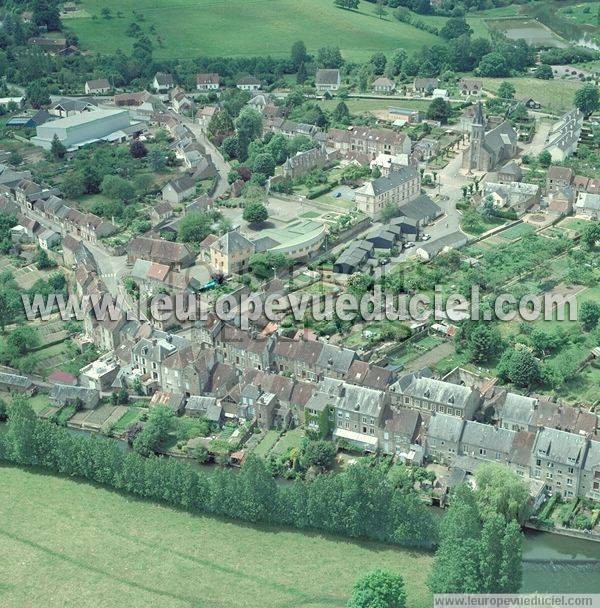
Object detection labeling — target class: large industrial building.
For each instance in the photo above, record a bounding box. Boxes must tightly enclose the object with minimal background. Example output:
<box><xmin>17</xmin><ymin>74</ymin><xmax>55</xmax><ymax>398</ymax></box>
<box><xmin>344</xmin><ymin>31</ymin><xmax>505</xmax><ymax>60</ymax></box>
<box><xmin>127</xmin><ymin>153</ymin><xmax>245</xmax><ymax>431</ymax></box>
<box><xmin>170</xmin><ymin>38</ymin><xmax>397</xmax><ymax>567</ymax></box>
<box><xmin>31</xmin><ymin>108</ymin><xmax>136</xmax><ymax>151</ymax></box>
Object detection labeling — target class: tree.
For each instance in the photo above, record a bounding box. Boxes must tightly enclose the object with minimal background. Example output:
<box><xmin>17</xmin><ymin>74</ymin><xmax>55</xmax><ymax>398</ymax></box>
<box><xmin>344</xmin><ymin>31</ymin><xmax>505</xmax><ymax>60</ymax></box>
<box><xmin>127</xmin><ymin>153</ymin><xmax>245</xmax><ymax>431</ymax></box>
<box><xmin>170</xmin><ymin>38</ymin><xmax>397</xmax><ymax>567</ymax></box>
<box><xmin>580</xmin><ymin>301</ymin><xmax>600</xmax><ymax>331</ymax></box>
<box><xmin>101</xmin><ymin>175</ymin><xmax>135</xmax><ymax>203</ymax></box>
<box><xmin>467</xmin><ymin>324</ymin><xmax>501</xmax><ymax>363</ymax></box>
<box><xmin>252</xmin><ymin>152</ymin><xmax>276</xmax><ymax>177</ymax></box>
<box><xmin>426</xmin><ymin>97</ymin><xmax>451</xmax><ymax>124</ymax></box>
<box><xmin>6</xmin><ymin>395</ymin><xmax>37</xmax><ymax>465</ymax></box>
<box><xmin>317</xmin><ymin>45</ymin><xmax>343</xmax><ymax>69</ymax></box>
<box><xmin>475</xmin><ymin>463</ymin><xmax>530</xmax><ymax>523</ymax></box>
<box><xmin>477</xmin><ymin>53</ymin><xmax>509</xmax><ymax>77</ymax></box>
<box><xmin>497</xmin><ymin>348</ymin><xmax>540</xmax><ymax>388</ymax></box>
<box><xmin>132</xmin><ymin>405</ymin><xmax>173</xmax><ymax>456</ymax></box>
<box><xmin>249</xmin><ymin>251</ymin><xmax>288</xmax><ymax>279</ymax></box>
<box><xmin>301</xmin><ymin>440</ymin><xmax>337</xmax><ymax>470</ymax></box>
<box><xmin>297</xmin><ymin>61</ymin><xmax>307</xmax><ymax>85</ymax></box>
<box><xmin>148</xmin><ymin>149</ymin><xmax>166</xmax><ymax>172</ymax></box>
<box><xmin>177</xmin><ymin>211</ymin><xmax>213</xmax><ymax>243</ymax></box>
<box><xmin>26</xmin><ymin>80</ymin><xmax>50</xmax><ymax>109</ymax></box>
<box><xmin>381</xmin><ymin>202</ymin><xmax>401</xmax><ymax>222</ymax></box>
<box><xmin>207</xmin><ymin>109</ymin><xmax>234</xmax><ymax>145</ymax></box>
<box><xmin>334</xmin><ymin>0</ymin><xmax>359</xmax><ymax>10</ymax></box>
<box><xmin>497</xmin><ymin>81</ymin><xmax>516</xmax><ymax>100</ymax></box>
<box><xmin>234</xmin><ymin>107</ymin><xmax>263</xmax><ymax>161</ymax></box>
<box><xmin>243</xmin><ymin>201</ymin><xmax>269</xmax><ymax>225</ymax></box>
<box><xmin>575</xmin><ymin>84</ymin><xmax>600</xmax><ymax>117</ymax></box>
<box><xmin>537</xmin><ymin>150</ymin><xmax>552</xmax><ymax>168</ymax></box>
<box><xmin>50</xmin><ymin>135</ymin><xmax>66</xmax><ymax>160</ymax></box>
<box><xmin>129</xmin><ymin>139</ymin><xmax>148</xmax><ymax>158</ymax></box>
<box><xmin>348</xmin><ymin>570</ymin><xmax>406</xmax><ymax>608</ymax></box>
<box><xmin>440</xmin><ymin>17</ymin><xmax>472</xmax><ymax>40</ymax></box>
<box><xmin>369</xmin><ymin>52</ymin><xmax>387</xmax><ymax>76</ymax></box>
<box><xmin>291</xmin><ymin>40</ymin><xmax>307</xmax><ymax>70</ymax></box>
<box><xmin>332</xmin><ymin>101</ymin><xmax>350</xmax><ymax>123</ymax></box>
<box><xmin>347</xmin><ymin>272</ymin><xmax>374</xmax><ymax>297</ymax></box>
<box><xmin>35</xmin><ymin>247</ymin><xmax>56</xmax><ymax>270</ymax></box>
<box><xmin>534</xmin><ymin>64</ymin><xmax>553</xmax><ymax>79</ymax></box>
<box><xmin>581</xmin><ymin>221</ymin><xmax>600</xmax><ymax>250</ymax></box>
<box><xmin>195</xmin><ymin>445</ymin><xmax>210</xmax><ymax>464</ymax></box>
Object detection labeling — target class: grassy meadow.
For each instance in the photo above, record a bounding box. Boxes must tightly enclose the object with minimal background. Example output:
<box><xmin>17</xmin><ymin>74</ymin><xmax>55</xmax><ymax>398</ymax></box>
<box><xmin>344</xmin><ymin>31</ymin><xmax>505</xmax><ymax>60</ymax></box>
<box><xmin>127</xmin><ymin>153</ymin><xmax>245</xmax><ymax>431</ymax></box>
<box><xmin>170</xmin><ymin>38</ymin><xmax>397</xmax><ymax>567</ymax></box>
<box><xmin>0</xmin><ymin>466</ymin><xmax>434</xmax><ymax>608</ymax></box>
<box><xmin>66</xmin><ymin>0</ymin><xmax>441</xmax><ymax>61</ymax></box>
<box><xmin>481</xmin><ymin>77</ymin><xmax>584</xmax><ymax>114</ymax></box>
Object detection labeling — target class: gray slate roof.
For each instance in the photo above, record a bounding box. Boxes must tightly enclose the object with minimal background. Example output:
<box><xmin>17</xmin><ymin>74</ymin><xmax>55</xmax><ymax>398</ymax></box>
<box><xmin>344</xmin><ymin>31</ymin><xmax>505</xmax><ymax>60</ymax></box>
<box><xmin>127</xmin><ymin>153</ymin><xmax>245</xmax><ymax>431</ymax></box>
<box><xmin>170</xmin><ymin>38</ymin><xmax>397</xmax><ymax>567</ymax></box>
<box><xmin>534</xmin><ymin>427</ymin><xmax>588</xmax><ymax>466</ymax></box>
<box><xmin>461</xmin><ymin>421</ymin><xmax>516</xmax><ymax>454</ymax></box>
<box><xmin>427</xmin><ymin>413</ymin><xmax>465</xmax><ymax>442</ymax></box>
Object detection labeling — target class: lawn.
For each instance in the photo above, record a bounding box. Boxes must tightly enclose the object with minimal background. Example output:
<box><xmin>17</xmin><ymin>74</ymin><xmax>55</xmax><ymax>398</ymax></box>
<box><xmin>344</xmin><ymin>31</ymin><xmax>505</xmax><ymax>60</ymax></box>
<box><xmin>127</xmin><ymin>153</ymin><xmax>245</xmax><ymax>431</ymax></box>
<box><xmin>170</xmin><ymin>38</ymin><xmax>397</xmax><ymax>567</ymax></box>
<box><xmin>0</xmin><ymin>466</ymin><xmax>434</xmax><ymax>608</ymax></box>
<box><xmin>111</xmin><ymin>407</ymin><xmax>144</xmax><ymax>434</ymax></box>
<box><xmin>68</xmin><ymin>0</ymin><xmax>439</xmax><ymax>61</ymax></box>
<box><xmin>252</xmin><ymin>429</ymin><xmax>281</xmax><ymax>458</ymax></box>
<box><xmin>271</xmin><ymin>427</ymin><xmax>305</xmax><ymax>455</ymax></box>
<box><xmin>558</xmin><ymin>2</ymin><xmax>600</xmax><ymax>25</ymax></box>
<box><xmin>481</xmin><ymin>77</ymin><xmax>583</xmax><ymax>114</ymax></box>
<box><xmin>319</xmin><ymin>97</ymin><xmax>434</xmax><ymax>115</ymax></box>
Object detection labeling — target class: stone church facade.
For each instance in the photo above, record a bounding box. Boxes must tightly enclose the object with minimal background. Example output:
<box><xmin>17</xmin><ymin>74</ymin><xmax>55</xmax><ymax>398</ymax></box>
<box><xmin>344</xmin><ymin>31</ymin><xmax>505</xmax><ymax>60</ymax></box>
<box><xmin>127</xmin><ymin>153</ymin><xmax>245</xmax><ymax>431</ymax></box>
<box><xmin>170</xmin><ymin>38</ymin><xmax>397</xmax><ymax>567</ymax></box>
<box><xmin>462</xmin><ymin>102</ymin><xmax>518</xmax><ymax>173</ymax></box>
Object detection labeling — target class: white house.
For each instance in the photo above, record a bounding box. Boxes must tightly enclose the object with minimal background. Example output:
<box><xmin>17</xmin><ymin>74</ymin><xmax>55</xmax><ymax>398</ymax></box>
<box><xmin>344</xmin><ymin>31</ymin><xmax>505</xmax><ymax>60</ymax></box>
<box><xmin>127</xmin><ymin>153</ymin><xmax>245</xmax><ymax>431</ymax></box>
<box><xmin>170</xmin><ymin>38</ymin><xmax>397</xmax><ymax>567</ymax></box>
<box><xmin>84</xmin><ymin>78</ymin><xmax>111</xmax><ymax>95</ymax></box>
<box><xmin>236</xmin><ymin>76</ymin><xmax>261</xmax><ymax>91</ymax></box>
<box><xmin>315</xmin><ymin>69</ymin><xmax>341</xmax><ymax>93</ymax></box>
<box><xmin>196</xmin><ymin>73</ymin><xmax>220</xmax><ymax>92</ymax></box>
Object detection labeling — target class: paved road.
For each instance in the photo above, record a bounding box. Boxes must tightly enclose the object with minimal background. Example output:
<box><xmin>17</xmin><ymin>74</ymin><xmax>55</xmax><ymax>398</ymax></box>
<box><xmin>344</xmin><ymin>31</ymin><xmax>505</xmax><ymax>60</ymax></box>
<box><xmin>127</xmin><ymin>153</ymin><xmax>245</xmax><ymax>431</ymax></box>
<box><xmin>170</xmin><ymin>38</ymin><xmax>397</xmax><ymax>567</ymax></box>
<box><xmin>179</xmin><ymin>115</ymin><xmax>231</xmax><ymax>199</ymax></box>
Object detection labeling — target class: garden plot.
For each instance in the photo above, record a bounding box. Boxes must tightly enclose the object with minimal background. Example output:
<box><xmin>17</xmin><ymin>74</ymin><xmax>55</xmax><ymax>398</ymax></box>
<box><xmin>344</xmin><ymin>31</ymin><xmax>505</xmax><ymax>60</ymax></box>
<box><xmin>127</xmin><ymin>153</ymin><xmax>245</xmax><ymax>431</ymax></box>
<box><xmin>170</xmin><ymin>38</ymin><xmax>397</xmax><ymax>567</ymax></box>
<box><xmin>69</xmin><ymin>405</ymin><xmax>128</xmax><ymax>431</ymax></box>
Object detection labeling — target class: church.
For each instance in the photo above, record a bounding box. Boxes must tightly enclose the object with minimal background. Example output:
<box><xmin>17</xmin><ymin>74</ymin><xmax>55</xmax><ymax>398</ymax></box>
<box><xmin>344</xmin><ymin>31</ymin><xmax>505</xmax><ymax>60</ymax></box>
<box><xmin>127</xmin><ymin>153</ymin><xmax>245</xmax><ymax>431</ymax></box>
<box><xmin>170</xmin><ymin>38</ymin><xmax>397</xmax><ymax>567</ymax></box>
<box><xmin>462</xmin><ymin>102</ymin><xmax>518</xmax><ymax>173</ymax></box>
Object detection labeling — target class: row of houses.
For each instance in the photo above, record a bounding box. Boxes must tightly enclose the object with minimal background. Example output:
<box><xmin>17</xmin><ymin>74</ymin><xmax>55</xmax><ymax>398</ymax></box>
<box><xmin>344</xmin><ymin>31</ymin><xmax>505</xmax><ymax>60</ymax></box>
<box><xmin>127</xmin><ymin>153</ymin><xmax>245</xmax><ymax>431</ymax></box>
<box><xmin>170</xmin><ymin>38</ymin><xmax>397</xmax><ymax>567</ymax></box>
<box><xmin>8</xmin><ymin>179</ymin><xmax>116</xmax><ymax>245</ymax></box>
<box><xmin>96</xmin><ymin>311</ymin><xmax>600</xmax><ymax>502</ymax></box>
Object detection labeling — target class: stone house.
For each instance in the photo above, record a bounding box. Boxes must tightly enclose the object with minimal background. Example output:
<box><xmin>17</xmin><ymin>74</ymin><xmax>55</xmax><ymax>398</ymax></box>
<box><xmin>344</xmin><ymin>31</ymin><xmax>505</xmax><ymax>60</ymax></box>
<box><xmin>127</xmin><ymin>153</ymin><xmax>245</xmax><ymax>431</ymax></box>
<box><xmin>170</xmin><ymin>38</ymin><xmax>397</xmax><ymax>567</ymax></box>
<box><xmin>282</xmin><ymin>145</ymin><xmax>328</xmax><ymax>179</ymax></box>
<box><xmin>162</xmin><ymin>175</ymin><xmax>197</xmax><ymax>204</ymax></box>
<box><xmin>209</xmin><ymin>230</ymin><xmax>255</xmax><ymax>275</ymax></box>
<box><xmin>355</xmin><ymin>166</ymin><xmax>420</xmax><ymax>219</ymax></box>
<box><xmin>391</xmin><ymin>374</ymin><xmax>481</xmax><ymax>420</ymax></box>
<box><xmin>532</xmin><ymin>427</ymin><xmax>588</xmax><ymax>499</ymax></box>
<box><xmin>127</xmin><ymin>236</ymin><xmax>194</xmax><ymax>270</ymax></box>
<box><xmin>424</xmin><ymin>413</ymin><xmax>464</xmax><ymax>465</ymax></box>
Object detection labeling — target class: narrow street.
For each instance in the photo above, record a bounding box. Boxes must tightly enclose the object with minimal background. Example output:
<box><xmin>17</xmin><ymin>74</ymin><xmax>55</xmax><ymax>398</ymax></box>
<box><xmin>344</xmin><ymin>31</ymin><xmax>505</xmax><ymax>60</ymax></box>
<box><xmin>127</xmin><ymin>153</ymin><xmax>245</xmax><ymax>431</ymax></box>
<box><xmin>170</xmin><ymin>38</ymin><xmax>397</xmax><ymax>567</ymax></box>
<box><xmin>179</xmin><ymin>115</ymin><xmax>231</xmax><ymax>199</ymax></box>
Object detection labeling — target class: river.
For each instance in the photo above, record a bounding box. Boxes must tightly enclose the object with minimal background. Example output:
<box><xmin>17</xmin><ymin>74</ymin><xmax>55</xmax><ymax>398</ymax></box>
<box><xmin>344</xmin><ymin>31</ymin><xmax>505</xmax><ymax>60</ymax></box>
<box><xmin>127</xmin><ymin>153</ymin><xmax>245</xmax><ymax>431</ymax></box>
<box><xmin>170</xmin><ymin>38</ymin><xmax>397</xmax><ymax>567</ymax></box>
<box><xmin>522</xmin><ymin>530</ymin><xmax>600</xmax><ymax>593</ymax></box>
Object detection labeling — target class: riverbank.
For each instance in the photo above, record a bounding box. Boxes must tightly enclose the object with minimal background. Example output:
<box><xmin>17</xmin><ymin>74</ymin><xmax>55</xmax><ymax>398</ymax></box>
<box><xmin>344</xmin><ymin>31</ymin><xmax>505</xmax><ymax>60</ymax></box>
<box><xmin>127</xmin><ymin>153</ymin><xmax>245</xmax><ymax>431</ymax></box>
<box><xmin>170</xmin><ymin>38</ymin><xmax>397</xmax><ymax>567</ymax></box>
<box><xmin>0</xmin><ymin>465</ymin><xmax>434</xmax><ymax>608</ymax></box>
<box><xmin>1</xmin><ymin>464</ymin><xmax>599</xmax><ymax>606</ymax></box>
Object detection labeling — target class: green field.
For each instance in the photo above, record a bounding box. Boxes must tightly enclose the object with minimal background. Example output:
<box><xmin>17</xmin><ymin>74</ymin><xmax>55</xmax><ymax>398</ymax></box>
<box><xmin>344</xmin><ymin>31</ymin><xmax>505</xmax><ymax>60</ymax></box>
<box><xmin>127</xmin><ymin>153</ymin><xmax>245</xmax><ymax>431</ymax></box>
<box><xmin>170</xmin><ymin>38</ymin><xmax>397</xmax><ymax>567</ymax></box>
<box><xmin>319</xmin><ymin>97</ymin><xmax>434</xmax><ymax>114</ymax></box>
<box><xmin>558</xmin><ymin>2</ymin><xmax>600</xmax><ymax>25</ymax></box>
<box><xmin>481</xmin><ymin>77</ymin><xmax>583</xmax><ymax>114</ymax></box>
<box><xmin>0</xmin><ymin>466</ymin><xmax>433</xmax><ymax>608</ymax></box>
<box><xmin>67</xmin><ymin>0</ymin><xmax>440</xmax><ymax>61</ymax></box>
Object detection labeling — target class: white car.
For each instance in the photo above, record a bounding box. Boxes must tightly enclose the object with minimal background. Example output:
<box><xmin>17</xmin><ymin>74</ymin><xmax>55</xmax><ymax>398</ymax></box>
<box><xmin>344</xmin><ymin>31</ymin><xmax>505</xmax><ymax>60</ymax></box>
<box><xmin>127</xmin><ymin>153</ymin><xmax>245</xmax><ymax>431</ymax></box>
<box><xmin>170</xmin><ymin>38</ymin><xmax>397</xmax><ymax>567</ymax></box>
<box><xmin>404</xmin><ymin>242</ymin><xmax>415</xmax><ymax>249</ymax></box>
<box><xmin>421</xmin><ymin>234</ymin><xmax>431</xmax><ymax>241</ymax></box>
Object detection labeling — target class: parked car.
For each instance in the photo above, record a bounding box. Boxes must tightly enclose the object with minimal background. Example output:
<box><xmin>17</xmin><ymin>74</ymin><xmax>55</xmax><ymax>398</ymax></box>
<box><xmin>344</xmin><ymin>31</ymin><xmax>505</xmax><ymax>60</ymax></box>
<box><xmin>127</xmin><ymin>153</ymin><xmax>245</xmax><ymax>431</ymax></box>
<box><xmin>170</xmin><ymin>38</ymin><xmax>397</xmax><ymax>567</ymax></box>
<box><xmin>404</xmin><ymin>242</ymin><xmax>415</xmax><ymax>249</ymax></box>
<box><xmin>421</xmin><ymin>234</ymin><xmax>431</xmax><ymax>241</ymax></box>
<box><xmin>379</xmin><ymin>257</ymin><xmax>390</xmax><ymax>266</ymax></box>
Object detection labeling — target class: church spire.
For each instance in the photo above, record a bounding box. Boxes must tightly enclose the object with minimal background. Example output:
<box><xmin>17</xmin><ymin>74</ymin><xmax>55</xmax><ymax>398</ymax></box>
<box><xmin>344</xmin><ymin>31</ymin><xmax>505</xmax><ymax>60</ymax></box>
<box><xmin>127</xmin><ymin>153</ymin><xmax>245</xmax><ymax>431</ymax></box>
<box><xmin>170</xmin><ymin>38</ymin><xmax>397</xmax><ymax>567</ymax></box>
<box><xmin>473</xmin><ymin>101</ymin><xmax>484</xmax><ymax>126</ymax></box>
